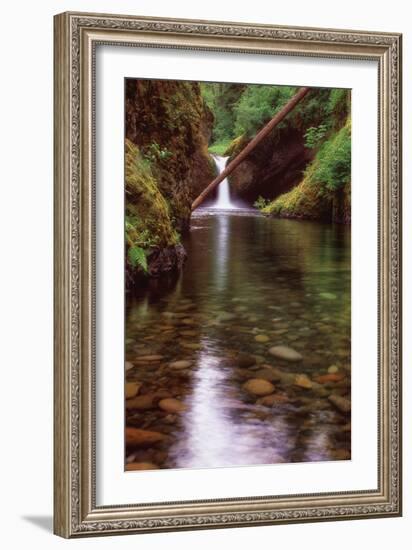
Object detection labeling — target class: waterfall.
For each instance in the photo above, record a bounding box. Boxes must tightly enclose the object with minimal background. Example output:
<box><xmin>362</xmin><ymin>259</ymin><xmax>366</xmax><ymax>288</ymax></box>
<box><xmin>210</xmin><ymin>156</ymin><xmax>238</xmax><ymax>210</ymax></box>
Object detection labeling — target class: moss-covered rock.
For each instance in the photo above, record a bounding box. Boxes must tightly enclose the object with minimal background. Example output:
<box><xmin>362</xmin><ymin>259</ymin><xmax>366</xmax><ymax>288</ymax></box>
<box><xmin>126</xmin><ymin>79</ymin><xmax>215</xmax><ymax>231</ymax></box>
<box><xmin>125</xmin><ymin>140</ymin><xmax>185</xmax><ymax>283</ymax></box>
<box><xmin>262</xmin><ymin>118</ymin><xmax>351</xmax><ymax>223</ymax></box>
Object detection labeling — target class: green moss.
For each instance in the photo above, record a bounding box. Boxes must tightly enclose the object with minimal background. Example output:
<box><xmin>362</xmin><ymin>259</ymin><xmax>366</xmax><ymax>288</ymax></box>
<box><xmin>262</xmin><ymin>163</ymin><xmax>332</xmax><ymax>220</ymax></box>
<box><xmin>208</xmin><ymin>139</ymin><xmax>232</xmax><ymax>156</ymax></box>
<box><xmin>223</xmin><ymin>134</ymin><xmax>248</xmax><ymax>157</ymax></box>
<box><xmin>126</xmin><ymin>80</ymin><xmax>215</xmax><ymax>230</ymax></box>
<box><xmin>125</xmin><ymin>139</ymin><xmax>179</xmax><ymax>274</ymax></box>
<box><xmin>263</xmin><ymin>117</ymin><xmax>351</xmax><ymax>222</ymax></box>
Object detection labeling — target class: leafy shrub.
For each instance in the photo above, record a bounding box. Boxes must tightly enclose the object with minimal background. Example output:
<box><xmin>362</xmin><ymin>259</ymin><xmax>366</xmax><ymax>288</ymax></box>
<box><xmin>311</xmin><ymin>119</ymin><xmax>351</xmax><ymax>191</ymax></box>
<box><xmin>233</xmin><ymin>85</ymin><xmax>296</xmax><ymax>137</ymax></box>
<box><xmin>128</xmin><ymin>246</ymin><xmax>148</xmax><ymax>273</ymax></box>
<box><xmin>254</xmin><ymin>196</ymin><xmax>271</xmax><ymax>210</ymax></box>
<box><xmin>304</xmin><ymin>124</ymin><xmax>328</xmax><ymax>149</ymax></box>
<box><xmin>143</xmin><ymin>142</ymin><xmax>173</xmax><ymax>163</ymax></box>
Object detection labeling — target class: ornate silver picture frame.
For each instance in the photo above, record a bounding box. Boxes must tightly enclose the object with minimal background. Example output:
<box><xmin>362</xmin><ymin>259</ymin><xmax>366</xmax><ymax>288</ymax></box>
<box><xmin>53</xmin><ymin>11</ymin><xmax>402</xmax><ymax>538</ymax></box>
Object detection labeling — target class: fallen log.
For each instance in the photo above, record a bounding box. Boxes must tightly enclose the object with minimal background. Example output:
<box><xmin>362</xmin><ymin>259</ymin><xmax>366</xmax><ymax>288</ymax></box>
<box><xmin>191</xmin><ymin>86</ymin><xmax>311</xmax><ymax>211</ymax></box>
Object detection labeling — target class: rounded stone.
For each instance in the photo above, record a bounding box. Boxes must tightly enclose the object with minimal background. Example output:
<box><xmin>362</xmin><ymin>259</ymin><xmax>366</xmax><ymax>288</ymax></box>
<box><xmin>125</xmin><ymin>382</ymin><xmax>142</xmax><ymax>399</ymax></box>
<box><xmin>158</xmin><ymin>398</ymin><xmax>187</xmax><ymax>413</ymax></box>
<box><xmin>125</xmin><ymin>462</ymin><xmax>159</xmax><ymax>471</ymax></box>
<box><xmin>169</xmin><ymin>360</ymin><xmax>192</xmax><ymax>370</ymax></box>
<box><xmin>255</xmin><ymin>334</ymin><xmax>270</xmax><ymax>343</ymax></box>
<box><xmin>269</xmin><ymin>345</ymin><xmax>303</xmax><ymax>362</ymax></box>
<box><xmin>242</xmin><ymin>378</ymin><xmax>275</xmax><ymax>397</ymax></box>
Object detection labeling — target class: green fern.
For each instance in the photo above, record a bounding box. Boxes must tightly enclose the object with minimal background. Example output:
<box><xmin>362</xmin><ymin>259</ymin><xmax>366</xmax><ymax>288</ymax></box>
<box><xmin>128</xmin><ymin>246</ymin><xmax>148</xmax><ymax>273</ymax></box>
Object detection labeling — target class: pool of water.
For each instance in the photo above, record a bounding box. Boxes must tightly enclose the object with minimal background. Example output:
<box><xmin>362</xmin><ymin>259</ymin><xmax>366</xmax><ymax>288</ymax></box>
<box><xmin>125</xmin><ymin>210</ymin><xmax>351</xmax><ymax>470</ymax></box>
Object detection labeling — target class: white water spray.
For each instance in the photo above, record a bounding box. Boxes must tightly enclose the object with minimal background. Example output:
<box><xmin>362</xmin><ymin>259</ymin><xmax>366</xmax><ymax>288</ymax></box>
<box><xmin>210</xmin><ymin>156</ymin><xmax>239</xmax><ymax>210</ymax></box>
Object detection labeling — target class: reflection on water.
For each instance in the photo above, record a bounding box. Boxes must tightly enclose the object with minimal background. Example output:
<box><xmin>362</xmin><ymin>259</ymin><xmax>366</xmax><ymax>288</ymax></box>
<box><xmin>125</xmin><ymin>211</ymin><xmax>351</xmax><ymax>470</ymax></box>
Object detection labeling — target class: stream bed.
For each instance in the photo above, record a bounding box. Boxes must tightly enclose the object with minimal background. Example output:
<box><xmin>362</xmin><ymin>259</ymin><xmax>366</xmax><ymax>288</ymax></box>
<box><xmin>125</xmin><ymin>209</ymin><xmax>351</xmax><ymax>471</ymax></box>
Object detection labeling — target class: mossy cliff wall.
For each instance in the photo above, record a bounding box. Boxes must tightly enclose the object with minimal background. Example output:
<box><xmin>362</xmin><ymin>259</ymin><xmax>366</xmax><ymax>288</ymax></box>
<box><xmin>126</xmin><ymin>79</ymin><xmax>215</xmax><ymax>232</ymax></box>
<box><xmin>125</xmin><ymin>79</ymin><xmax>215</xmax><ymax>282</ymax></box>
<box><xmin>263</xmin><ymin>117</ymin><xmax>351</xmax><ymax>223</ymax></box>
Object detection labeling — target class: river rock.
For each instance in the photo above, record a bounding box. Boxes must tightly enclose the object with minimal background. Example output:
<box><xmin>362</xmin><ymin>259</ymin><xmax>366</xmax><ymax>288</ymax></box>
<box><xmin>255</xmin><ymin>334</ymin><xmax>270</xmax><ymax>343</ymax></box>
<box><xmin>126</xmin><ymin>394</ymin><xmax>156</xmax><ymax>410</ymax></box>
<box><xmin>242</xmin><ymin>378</ymin><xmax>275</xmax><ymax>397</ymax></box>
<box><xmin>169</xmin><ymin>360</ymin><xmax>192</xmax><ymax>370</ymax></box>
<box><xmin>217</xmin><ymin>311</ymin><xmax>236</xmax><ymax>322</ymax></box>
<box><xmin>179</xmin><ymin>330</ymin><xmax>198</xmax><ymax>337</ymax></box>
<box><xmin>134</xmin><ymin>354</ymin><xmax>164</xmax><ymax>362</ymax></box>
<box><xmin>181</xmin><ymin>318</ymin><xmax>196</xmax><ymax>325</ymax></box>
<box><xmin>235</xmin><ymin>354</ymin><xmax>257</xmax><ymax>368</ymax></box>
<box><xmin>314</xmin><ymin>373</ymin><xmax>345</xmax><ymax>384</ymax></box>
<box><xmin>257</xmin><ymin>393</ymin><xmax>289</xmax><ymax>407</ymax></box>
<box><xmin>126</xmin><ymin>462</ymin><xmax>159</xmax><ymax>471</ymax></box>
<box><xmin>328</xmin><ymin>365</ymin><xmax>340</xmax><ymax>374</ymax></box>
<box><xmin>180</xmin><ymin>341</ymin><xmax>202</xmax><ymax>350</ymax></box>
<box><xmin>329</xmin><ymin>394</ymin><xmax>351</xmax><ymax>413</ymax></box>
<box><xmin>333</xmin><ymin>449</ymin><xmax>351</xmax><ymax>460</ymax></box>
<box><xmin>253</xmin><ymin>366</ymin><xmax>282</xmax><ymax>382</ymax></box>
<box><xmin>125</xmin><ymin>382</ymin><xmax>142</xmax><ymax>399</ymax></box>
<box><xmin>126</xmin><ymin>390</ymin><xmax>171</xmax><ymax>410</ymax></box>
<box><xmin>294</xmin><ymin>374</ymin><xmax>313</xmax><ymax>389</ymax></box>
<box><xmin>320</xmin><ymin>292</ymin><xmax>337</xmax><ymax>300</ymax></box>
<box><xmin>158</xmin><ymin>398</ymin><xmax>187</xmax><ymax>413</ymax></box>
<box><xmin>125</xmin><ymin>427</ymin><xmax>166</xmax><ymax>446</ymax></box>
<box><xmin>269</xmin><ymin>345</ymin><xmax>303</xmax><ymax>362</ymax></box>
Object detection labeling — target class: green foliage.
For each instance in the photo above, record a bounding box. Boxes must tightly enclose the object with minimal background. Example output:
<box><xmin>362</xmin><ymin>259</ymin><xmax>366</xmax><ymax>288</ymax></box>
<box><xmin>304</xmin><ymin>124</ymin><xmax>328</xmax><ymax>149</ymax></box>
<box><xmin>128</xmin><ymin>246</ymin><xmax>148</xmax><ymax>273</ymax></box>
<box><xmin>310</xmin><ymin>119</ymin><xmax>351</xmax><ymax>191</ymax></box>
<box><xmin>233</xmin><ymin>85</ymin><xmax>296</xmax><ymax>137</ymax></box>
<box><xmin>125</xmin><ymin>139</ymin><xmax>180</xmax><ymax>275</ymax></box>
<box><xmin>327</xmin><ymin>88</ymin><xmax>350</xmax><ymax>116</ymax></box>
<box><xmin>143</xmin><ymin>142</ymin><xmax>173</xmax><ymax>163</ymax></box>
<box><xmin>208</xmin><ymin>139</ymin><xmax>232</xmax><ymax>155</ymax></box>
<box><xmin>254</xmin><ymin>196</ymin><xmax>271</xmax><ymax>210</ymax></box>
<box><xmin>201</xmin><ymin>82</ymin><xmax>245</xmax><ymax>145</ymax></box>
<box><xmin>201</xmin><ymin>82</ymin><xmax>351</xmax><ymax>163</ymax></box>
<box><xmin>263</xmin><ymin>117</ymin><xmax>351</xmax><ymax>219</ymax></box>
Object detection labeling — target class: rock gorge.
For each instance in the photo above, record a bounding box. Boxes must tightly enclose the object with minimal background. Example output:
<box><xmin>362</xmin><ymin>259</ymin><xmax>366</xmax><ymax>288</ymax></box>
<box><xmin>125</xmin><ymin>80</ymin><xmax>351</xmax><ymax>282</ymax></box>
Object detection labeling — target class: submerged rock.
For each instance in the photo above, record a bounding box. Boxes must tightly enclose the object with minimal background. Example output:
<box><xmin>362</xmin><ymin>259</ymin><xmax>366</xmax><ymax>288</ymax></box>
<box><xmin>319</xmin><ymin>292</ymin><xmax>337</xmax><ymax>300</ymax></box>
<box><xmin>134</xmin><ymin>354</ymin><xmax>164</xmax><ymax>362</ymax></box>
<box><xmin>314</xmin><ymin>373</ymin><xmax>345</xmax><ymax>384</ymax></box>
<box><xmin>125</xmin><ymin>427</ymin><xmax>166</xmax><ymax>446</ymax></box>
<box><xmin>235</xmin><ymin>354</ymin><xmax>257</xmax><ymax>368</ymax></box>
<box><xmin>328</xmin><ymin>394</ymin><xmax>351</xmax><ymax>413</ymax></box>
<box><xmin>169</xmin><ymin>360</ymin><xmax>192</xmax><ymax>370</ymax></box>
<box><xmin>125</xmin><ymin>382</ymin><xmax>142</xmax><ymax>399</ymax></box>
<box><xmin>254</xmin><ymin>334</ymin><xmax>270</xmax><ymax>343</ymax></box>
<box><xmin>328</xmin><ymin>365</ymin><xmax>340</xmax><ymax>374</ymax></box>
<box><xmin>269</xmin><ymin>345</ymin><xmax>303</xmax><ymax>362</ymax></box>
<box><xmin>158</xmin><ymin>398</ymin><xmax>187</xmax><ymax>413</ymax></box>
<box><xmin>253</xmin><ymin>366</ymin><xmax>282</xmax><ymax>382</ymax></box>
<box><xmin>126</xmin><ymin>395</ymin><xmax>157</xmax><ymax>410</ymax></box>
<box><xmin>126</xmin><ymin>462</ymin><xmax>159</xmax><ymax>471</ymax></box>
<box><xmin>217</xmin><ymin>311</ymin><xmax>237</xmax><ymax>322</ymax></box>
<box><xmin>257</xmin><ymin>393</ymin><xmax>289</xmax><ymax>407</ymax></box>
<box><xmin>242</xmin><ymin>378</ymin><xmax>275</xmax><ymax>397</ymax></box>
<box><xmin>294</xmin><ymin>374</ymin><xmax>313</xmax><ymax>389</ymax></box>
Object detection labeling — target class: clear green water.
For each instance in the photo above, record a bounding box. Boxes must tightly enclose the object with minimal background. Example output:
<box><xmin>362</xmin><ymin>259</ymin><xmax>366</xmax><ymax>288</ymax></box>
<box><xmin>125</xmin><ymin>210</ymin><xmax>351</xmax><ymax>470</ymax></box>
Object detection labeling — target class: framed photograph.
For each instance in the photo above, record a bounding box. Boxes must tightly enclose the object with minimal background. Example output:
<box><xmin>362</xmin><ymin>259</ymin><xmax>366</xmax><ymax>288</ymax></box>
<box><xmin>53</xmin><ymin>11</ymin><xmax>402</xmax><ymax>538</ymax></box>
